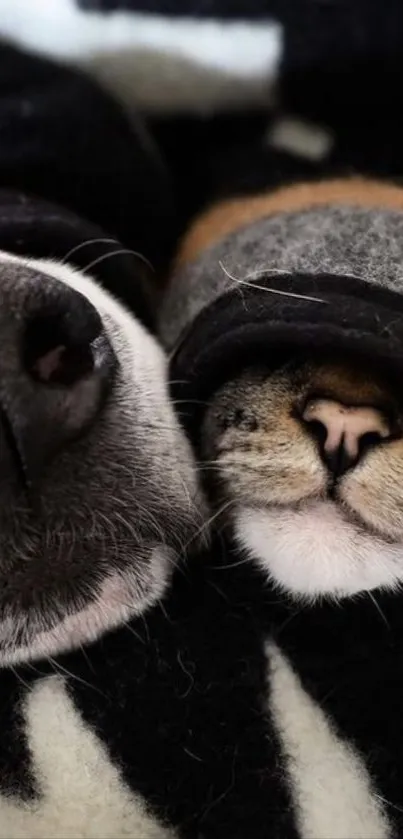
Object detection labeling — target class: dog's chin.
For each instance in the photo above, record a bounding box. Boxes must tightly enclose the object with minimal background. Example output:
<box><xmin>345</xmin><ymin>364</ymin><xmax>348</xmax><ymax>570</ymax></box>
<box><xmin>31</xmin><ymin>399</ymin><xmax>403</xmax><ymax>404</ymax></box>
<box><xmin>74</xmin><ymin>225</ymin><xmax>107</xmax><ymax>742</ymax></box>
<box><xmin>0</xmin><ymin>546</ymin><xmax>173</xmax><ymax>668</ymax></box>
<box><xmin>234</xmin><ymin>501</ymin><xmax>403</xmax><ymax>601</ymax></box>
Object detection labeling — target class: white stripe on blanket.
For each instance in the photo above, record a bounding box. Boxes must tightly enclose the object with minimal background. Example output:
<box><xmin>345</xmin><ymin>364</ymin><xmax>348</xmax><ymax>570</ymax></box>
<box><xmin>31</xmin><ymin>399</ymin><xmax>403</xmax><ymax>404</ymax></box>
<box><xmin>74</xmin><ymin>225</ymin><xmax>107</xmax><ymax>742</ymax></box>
<box><xmin>0</xmin><ymin>675</ymin><xmax>175</xmax><ymax>839</ymax></box>
<box><xmin>266</xmin><ymin>641</ymin><xmax>390</xmax><ymax>839</ymax></box>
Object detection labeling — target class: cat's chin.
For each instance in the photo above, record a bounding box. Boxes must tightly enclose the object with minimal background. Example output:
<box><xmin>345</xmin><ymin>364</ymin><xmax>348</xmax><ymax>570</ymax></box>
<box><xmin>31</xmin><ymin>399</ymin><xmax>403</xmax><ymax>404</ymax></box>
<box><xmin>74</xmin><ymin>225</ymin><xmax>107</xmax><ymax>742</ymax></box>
<box><xmin>234</xmin><ymin>501</ymin><xmax>403</xmax><ymax>600</ymax></box>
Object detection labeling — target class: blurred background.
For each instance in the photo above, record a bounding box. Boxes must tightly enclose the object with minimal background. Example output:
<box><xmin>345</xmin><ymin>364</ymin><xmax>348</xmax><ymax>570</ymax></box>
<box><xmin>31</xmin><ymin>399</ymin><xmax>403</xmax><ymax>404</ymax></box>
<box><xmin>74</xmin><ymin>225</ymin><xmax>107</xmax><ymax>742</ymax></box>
<box><xmin>1</xmin><ymin>0</ymin><xmax>403</xmax><ymax>260</ymax></box>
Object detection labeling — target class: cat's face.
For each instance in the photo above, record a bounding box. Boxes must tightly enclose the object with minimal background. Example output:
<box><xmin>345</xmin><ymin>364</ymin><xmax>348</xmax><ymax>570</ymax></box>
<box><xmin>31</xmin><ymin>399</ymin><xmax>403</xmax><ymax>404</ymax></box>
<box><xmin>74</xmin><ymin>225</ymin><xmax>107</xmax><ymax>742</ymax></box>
<box><xmin>0</xmin><ymin>251</ymin><xmax>204</xmax><ymax>666</ymax></box>
<box><xmin>202</xmin><ymin>354</ymin><xmax>403</xmax><ymax>600</ymax></box>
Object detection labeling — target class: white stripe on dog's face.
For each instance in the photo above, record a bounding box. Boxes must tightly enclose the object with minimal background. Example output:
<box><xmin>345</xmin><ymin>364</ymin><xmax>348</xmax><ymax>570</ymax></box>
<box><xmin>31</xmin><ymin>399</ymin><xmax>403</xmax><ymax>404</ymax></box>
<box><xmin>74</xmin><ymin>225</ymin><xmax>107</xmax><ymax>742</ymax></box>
<box><xmin>266</xmin><ymin>641</ymin><xmax>390</xmax><ymax>839</ymax></box>
<box><xmin>0</xmin><ymin>676</ymin><xmax>176</xmax><ymax>838</ymax></box>
<box><xmin>0</xmin><ymin>251</ymin><xmax>205</xmax><ymax>666</ymax></box>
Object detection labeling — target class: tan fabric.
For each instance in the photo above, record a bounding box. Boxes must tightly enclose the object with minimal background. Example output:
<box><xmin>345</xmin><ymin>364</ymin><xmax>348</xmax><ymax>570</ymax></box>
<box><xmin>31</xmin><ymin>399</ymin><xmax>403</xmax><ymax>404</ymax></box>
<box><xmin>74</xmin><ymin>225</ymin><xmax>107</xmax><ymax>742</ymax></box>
<box><xmin>175</xmin><ymin>178</ymin><xmax>403</xmax><ymax>267</ymax></box>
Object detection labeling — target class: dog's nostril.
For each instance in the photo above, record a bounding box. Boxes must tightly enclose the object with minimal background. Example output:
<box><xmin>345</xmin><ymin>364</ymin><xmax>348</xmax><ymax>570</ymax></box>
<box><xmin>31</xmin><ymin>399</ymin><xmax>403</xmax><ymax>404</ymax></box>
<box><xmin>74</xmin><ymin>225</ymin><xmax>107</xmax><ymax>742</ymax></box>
<box><xmin>24</xmin><ymin>316</ymin><xmax>95</xmax><ymax>386</ymax></box>
<box><xmin>23</xmin><ymin>293</ymin><xmax>102</xmax><ymax>386</ymax></box>
<box><xmin>33</xmin><ymin>345</ymin><xmax>93</xmax><ymax>386</ymax></box>
<box><xmin>0</xmin><ymin>271</ymin><xmax>117</xmax><ymax>487</ymax></box>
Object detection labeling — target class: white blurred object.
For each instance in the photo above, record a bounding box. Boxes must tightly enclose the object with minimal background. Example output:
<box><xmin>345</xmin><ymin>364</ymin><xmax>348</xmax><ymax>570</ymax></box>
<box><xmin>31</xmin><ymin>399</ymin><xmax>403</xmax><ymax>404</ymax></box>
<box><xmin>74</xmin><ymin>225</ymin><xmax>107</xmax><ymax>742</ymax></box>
<box><xmin>0</xmin><ymin>0</ymin><xmax>283</xmax><ymax>114</ymax></box>
<box><xmin>267</xmin><ymin>116</ymin><xmax>335</xmax><ymax>161</ymax></box>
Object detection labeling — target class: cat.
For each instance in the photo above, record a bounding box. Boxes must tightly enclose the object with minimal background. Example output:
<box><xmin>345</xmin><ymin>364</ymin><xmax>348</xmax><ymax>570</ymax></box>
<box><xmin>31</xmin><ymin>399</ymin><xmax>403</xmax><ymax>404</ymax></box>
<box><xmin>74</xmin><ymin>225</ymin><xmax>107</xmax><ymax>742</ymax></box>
<box><xmin>165</xmin><ymin>176</ymin><xmax>403</xmax><ymax>601</ymax></box>
<box><xmin>157</xmin><ymin>175</ymin><xmax>403</xmax><ymax>837</ymax></box>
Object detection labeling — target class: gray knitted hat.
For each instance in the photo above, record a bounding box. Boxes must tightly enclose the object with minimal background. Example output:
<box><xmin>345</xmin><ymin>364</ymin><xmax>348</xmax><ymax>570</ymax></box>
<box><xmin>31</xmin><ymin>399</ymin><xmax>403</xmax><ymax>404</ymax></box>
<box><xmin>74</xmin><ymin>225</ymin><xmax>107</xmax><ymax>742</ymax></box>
<box><xmin>161</xmin><ymin>179</ymin><xmax>403</xmax><ymax>443</ymax></box>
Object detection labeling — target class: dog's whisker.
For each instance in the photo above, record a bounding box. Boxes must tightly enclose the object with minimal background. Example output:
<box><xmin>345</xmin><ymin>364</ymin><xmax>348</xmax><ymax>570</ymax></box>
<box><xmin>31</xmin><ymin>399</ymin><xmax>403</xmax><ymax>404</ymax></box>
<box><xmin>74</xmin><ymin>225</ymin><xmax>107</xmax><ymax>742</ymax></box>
<box><xmin>367</xmin><ymin>590</ymin><xmax>391</xmax><ymax>631</ymax></box>
<box><xmin>47</xmin><ymin>655</ymin><xmax>106</xmax><ymax>697</ymax></box>
<box><xmin>181</xmin><ymin>498</ymin><xmax>233</xmax><ymax>555</ymax></box>
<box><xmin>62</xmin><ymin>238</ymin><xmax>118</xmax><ymax>264</ymax></box>
<box><xmin>83</xmin><ymin>248</ymin><xmax>154</xmax><ymax>276</ymax></box>
<box><xmin>10</xmin><ymin>664</ymin><xmax>31</xmax><ymax>690</ymax></box>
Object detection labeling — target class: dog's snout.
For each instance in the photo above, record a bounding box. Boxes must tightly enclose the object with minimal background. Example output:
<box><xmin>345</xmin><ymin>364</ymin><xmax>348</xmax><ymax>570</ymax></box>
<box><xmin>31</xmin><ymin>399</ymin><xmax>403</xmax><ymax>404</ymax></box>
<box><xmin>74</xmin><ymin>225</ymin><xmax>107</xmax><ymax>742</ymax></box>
<box><xmin>0</xmin><ymin>267</ymin><xmax>116</xmax><ymax>484</ymax></box>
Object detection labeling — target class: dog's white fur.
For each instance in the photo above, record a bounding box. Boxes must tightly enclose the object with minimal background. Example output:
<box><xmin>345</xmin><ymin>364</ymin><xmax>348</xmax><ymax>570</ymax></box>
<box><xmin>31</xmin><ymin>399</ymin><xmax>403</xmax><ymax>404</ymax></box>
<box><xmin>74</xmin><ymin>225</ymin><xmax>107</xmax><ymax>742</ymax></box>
<box><xmin>0</xmin><ymin>0</ymin><xmax>282</xmax><ymax>113</ymax></box>
<box><xmin>266</xmin><ymin>641</ymin><xmax>390</xmax><ymax>838</ymax></box>
<box><xmin>0</xmin><ymin>550</ymin><xmax>171</xmax><ymax>667</ymax></box>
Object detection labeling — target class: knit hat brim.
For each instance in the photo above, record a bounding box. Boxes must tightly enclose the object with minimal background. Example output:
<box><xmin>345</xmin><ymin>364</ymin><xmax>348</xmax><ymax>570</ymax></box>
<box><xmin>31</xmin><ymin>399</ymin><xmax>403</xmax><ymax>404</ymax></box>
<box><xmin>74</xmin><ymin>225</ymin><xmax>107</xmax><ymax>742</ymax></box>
<box><xmin>170</xmin><ymin>272</ymin><xmax>403</xmax><ymax>445</ymax></box>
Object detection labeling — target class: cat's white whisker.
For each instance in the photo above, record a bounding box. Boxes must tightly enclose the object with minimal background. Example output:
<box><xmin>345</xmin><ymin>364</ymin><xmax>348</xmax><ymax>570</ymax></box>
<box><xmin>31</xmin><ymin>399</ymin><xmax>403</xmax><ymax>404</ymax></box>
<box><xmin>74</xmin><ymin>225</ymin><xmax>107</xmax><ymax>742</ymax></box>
<box><xmin>219</xmin><ymin>260</ymin><xmax>327</xmax><ymax>304</ymax></box>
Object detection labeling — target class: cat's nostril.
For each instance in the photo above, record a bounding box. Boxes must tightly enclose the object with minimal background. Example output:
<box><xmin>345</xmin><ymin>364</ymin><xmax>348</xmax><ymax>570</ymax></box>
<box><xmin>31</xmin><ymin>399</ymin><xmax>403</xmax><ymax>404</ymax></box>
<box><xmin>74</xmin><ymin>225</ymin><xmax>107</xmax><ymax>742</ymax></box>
<box><xmin>301</xmin><ymin>397</ymin><xmax>393</xmax><ymax>477</ymax></box>
<box><xmin>359</xmin><ymin>430</ymin><xmax>383</xmax><ymax>454</ymax></box>
<box><xmin>304</xmin><ymin>417</ymin><xmax>327</xmax><ymax>448</ymax></box>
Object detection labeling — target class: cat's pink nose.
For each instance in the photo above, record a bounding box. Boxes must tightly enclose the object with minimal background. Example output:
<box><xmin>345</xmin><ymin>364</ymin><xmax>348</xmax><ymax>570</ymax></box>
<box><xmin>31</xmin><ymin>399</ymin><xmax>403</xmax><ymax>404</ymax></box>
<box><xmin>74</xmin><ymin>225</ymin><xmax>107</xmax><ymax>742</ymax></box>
<box><xmin>302</xmin><ymin>398</ymin><xmax>392</xmax><ymax>476</ymax></box>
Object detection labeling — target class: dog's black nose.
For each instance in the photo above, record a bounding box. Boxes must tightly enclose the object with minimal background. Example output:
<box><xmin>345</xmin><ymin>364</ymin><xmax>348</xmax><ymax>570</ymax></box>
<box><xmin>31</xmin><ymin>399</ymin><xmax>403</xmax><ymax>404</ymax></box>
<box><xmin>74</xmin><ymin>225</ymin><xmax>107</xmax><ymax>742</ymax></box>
<box><xmin>0</xmin><ymin>263</ymin><xmax>116</xmax><ymax>485</ymax></box>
